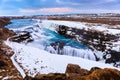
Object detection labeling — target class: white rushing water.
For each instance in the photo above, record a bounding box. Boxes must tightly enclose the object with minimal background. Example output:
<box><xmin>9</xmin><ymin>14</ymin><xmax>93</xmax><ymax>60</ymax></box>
<box><xmin>6</xmin><ymin>19</ymin><xmax>101</xmax><ymax>61</ymax></box>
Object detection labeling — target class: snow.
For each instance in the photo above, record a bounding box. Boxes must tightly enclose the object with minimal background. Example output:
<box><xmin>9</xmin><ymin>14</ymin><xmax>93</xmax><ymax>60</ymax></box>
<box><xmin>42</xmin><ymin>20</ymin><xmax>120</xmax><ymax>35</ymax></box>
<box><xmin>92</xmin><ymin>26</ymin><xmax>120</xmax><ymax>35</ymax></box>
<box><xmin>2</xmin><ymin>76</ymin><xmax>15</xmax><ymax>80</ymax></box>
<box><xmin>111</xmin><ymin>41</ymin><xmax>120</xmax><ymax>51</ymax></box>
<box><xmin>11</xmin><ymin>53</ymin><xmax>26</xmax><ymax>78</ymax></box>
<box><xmin>42</xmin><ymin>20</ymin><xmax>86</xmax><ymax>30</ymax></box>
<box><xmin>5</xmin><ymin>41</ymin><xmax>120</xmax><ymax>77</ymax></box>
<box><xmin>0</xmin><ymin>76</ymin><xmax>2</xmax><ymax>78</ymax></box>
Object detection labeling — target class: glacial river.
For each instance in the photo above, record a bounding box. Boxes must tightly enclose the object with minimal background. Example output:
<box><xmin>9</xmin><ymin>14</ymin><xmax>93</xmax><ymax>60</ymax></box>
<box><xmin>6</xmin><ymin>19</ymin><xmax>96</xmax><ymax>60</ymax></box>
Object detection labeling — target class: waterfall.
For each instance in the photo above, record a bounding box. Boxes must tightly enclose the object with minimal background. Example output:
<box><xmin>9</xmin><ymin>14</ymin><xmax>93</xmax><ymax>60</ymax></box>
<box><xmin>45</xmin><ymin>45</ymin><xmax>96</xmax><ymax>61</ymax></box>
<box><xmin>6</xmin><ymin>19</ymin><xmax>97</xmax><ymax>61</ymax></box>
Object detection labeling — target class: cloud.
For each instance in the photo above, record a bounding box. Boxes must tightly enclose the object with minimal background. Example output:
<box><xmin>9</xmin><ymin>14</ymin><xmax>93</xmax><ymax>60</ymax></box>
<box><xmin>1</xmin><ymin>0</ymin><xmax>120</xmax><ymax>16</ymax></box>
<box><xmin>74</xmin><ymin>9</ymin><xmax>120</xmax><ymax>13</ymax></box>
<box><xmin>40</xmin><ymin>7</ymin><xmax>73</xmax><ymax>12</ymax></box>
<box><xmin>19</xmin><ymin>7</ymin><xmax>74</xmax><ymax>13</ymax></box>
<box><xmin>19</xmin><ymin>7</ymin><xmax>120</xmax><ymax>15</ymax></box>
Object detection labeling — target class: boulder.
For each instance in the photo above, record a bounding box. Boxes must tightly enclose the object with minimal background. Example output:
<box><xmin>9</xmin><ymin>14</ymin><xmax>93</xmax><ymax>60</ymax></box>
<box><xmin>57</xmin><ymin>25</ymin><xmax>68</xmax><ymax>35</ymax></box>
<box><xmin>65</xmin><ymin>64</ymin><xmax>89</xmax><ymax>76</ymax></box>
<box><xmin>80</xmin><ymin>68</ymin><xmax>120</xmax><ymax>80</ymax></box>
<box><xmin>65</xmin><ymin>64</ymin><xmax>81</xmax><ymax>74</ymax></box>
<box><xmin>90</xmin><ymin>67</ymin><xmax>101</xmax><ymax>73</ymax></box>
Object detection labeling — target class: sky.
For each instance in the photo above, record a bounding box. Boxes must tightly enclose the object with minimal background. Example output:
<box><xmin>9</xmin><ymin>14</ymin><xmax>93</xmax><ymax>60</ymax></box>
<box><xmin>0</xmin><ymin>0</ymin><xmax>120</xmax><ymax>16</ymax></box>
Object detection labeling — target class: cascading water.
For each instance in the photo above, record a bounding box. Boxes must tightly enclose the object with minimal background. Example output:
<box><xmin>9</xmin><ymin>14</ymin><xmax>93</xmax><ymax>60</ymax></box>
<box><xmin>6</xmin><ymin>19</ymin><xmax>96</xmax><ymax>61</ymax></box>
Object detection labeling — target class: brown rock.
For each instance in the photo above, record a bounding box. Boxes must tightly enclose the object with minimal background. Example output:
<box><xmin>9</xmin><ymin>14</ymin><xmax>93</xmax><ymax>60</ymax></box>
<box><xmin>24</xmin><ymin>64</ymin><xmax>120</xmax><ymax>80</ymax></box>
<box><xmin>65</xmin><ymin>64</ymin><xmax>89</xmax><ymax>76</ymax></box>
<box><xmin>0</xmin><ymin>18</ymin><xmax>23</xmax><ymax>80</ymax></box>
<box><xmin>0</xmin><ymin>18</ymin><xmax>10</xmax><ymax>28</ymax></box>
<box><xmin>25</xmin><ymin>73</ymin><xmax>66</xmax><ymax>80</ymax></box>
<box><xmin>65</xmin><ymin>64</ymin><xmax>89</xmax><ymax>80</ymax></box>
<box><xmin>0</xmin><ymin>60</ymin><xmax>7</xmax><ymax>68</ymax></box>
<box><xmin>80</xmin><ymin>68</ymin><xmax>120</xmax><ymax>80</ymax></box>
<box><xmin>90</xmin><ymin>67</ymin><xmax>101</xmax><ymax>73</ymax></box>
<box><xmin>65</xmin><ymin>64</ymin><xmax>81</xmax><ymax>74</ymax></box>
<box><xmin>0</xmin><ymin>28</ymin><xmax>15</xmax><ymax>40</ymax></box>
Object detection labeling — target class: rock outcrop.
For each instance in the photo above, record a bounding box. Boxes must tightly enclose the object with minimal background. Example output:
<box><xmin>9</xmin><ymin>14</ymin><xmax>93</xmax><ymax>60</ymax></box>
<box><xmin>0</xmin><ymin>17</ymin><xmax>11</xmax><ymax>28</ymax></box>
<box><xmin>24</xmin><ymin>64</ymin><xmax>120</xmax><ymax>80</ymax></box>
<box><xmin>80</xmin><ymin>68</ymin><xmax>120</xmax><ymax>80</ymax></box>
<box><xmin>0</xmin><ymin>17</ymin><xmax>15</xmax><ymax>41</ymax></box>
<box><xmin>0</xmin><ymin>28</ymin><xmax>15</xmax><ymax>40</ymax></box>
<box><xmin>0</xmin><ymin>18</ymin><xmax>23</xmax><ymax>80</ymax></box>
<box><xmin>9</xmin><ymin>31</ymin><xmax>33</xmax><ymax>43</ymax></box>
<box><xmin>56</xmin><ymin>25</ymin><xmax>120</xmax><ymax>66</ymax></box>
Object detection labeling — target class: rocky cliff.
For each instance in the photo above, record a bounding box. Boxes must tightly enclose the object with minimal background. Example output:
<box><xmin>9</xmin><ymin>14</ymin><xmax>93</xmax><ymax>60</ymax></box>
<box><xmin>0</xmin><ymin>17</ymin><xmax>11</xmax><ymax>28</ymax></box>
<box><xmin>55</xmin><ymin>24</ymin><xmax>120</xmax><ymax>67</ymax></box>
<box><xmin>0</xmin><ymin>18</ymin><xmax>23</xmax><ymax>80</ymax></box>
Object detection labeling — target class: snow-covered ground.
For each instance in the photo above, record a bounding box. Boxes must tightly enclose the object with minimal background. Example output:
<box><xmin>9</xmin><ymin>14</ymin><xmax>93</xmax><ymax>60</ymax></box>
<box><xmin>42</xmin><ymin>20</ymin><xmax>120</xmax><ymax>35</ymax></box>
<box><xmin>5</xmin><ymin>19</ymin><xmax>120</xmax><ymax>78</ymax></box>
<box><xmin>5</xmin><ymin>41</ymin><xmax>120</xmax><ymax>77</ymax></box>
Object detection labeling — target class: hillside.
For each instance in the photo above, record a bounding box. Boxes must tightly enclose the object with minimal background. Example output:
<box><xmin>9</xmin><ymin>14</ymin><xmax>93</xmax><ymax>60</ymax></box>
<box><xmin>0</xmin><ymin>18</ymin><xmax>23</xmax><ymax>80</ymax></box>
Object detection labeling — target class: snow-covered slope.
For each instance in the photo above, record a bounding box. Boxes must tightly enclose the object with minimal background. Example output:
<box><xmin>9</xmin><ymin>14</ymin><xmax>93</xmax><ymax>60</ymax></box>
<box><xmin>5</xmin><ymin>41</ymin><xmax>120</xmax><ymax>77</ymax></box>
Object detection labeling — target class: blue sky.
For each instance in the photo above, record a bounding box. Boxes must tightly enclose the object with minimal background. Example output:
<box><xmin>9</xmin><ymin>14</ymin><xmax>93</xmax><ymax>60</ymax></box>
<box><xmin>0</xmin><ymin>0</ymin><xmax>120</xmax><ymax>16</ymax></box>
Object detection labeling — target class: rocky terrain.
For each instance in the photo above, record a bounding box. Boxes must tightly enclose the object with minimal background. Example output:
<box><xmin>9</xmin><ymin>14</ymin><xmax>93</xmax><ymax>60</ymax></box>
<box><xmin>0</xmin><ymin>17</ymin><xmax>11</xmax><ymax>28</ymax></box>
<box><xmin>24</xmin><ymin>64</ymin><xmax>120</xmax><ymax>80</ymax></box>
<box><xmin>0</xmin><ymin>18</ymin><xmax>23</xmax><ymax>80</ymax></box>
<box><xmin>47</xmin><ymin>20</ymin><xmax>120</xmax><ymax>67</ymax></box>
<box><xmin>47</xmin><ymin>14</ymin><xmax>120</xmax><ymax>25</ymax></box>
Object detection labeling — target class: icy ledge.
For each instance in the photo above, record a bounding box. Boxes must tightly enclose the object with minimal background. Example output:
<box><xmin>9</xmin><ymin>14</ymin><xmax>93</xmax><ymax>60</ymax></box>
<box><xmin>5</xmin><ymin>41</ymin><xmax>120</xmax><ymax>77</ymax></box>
